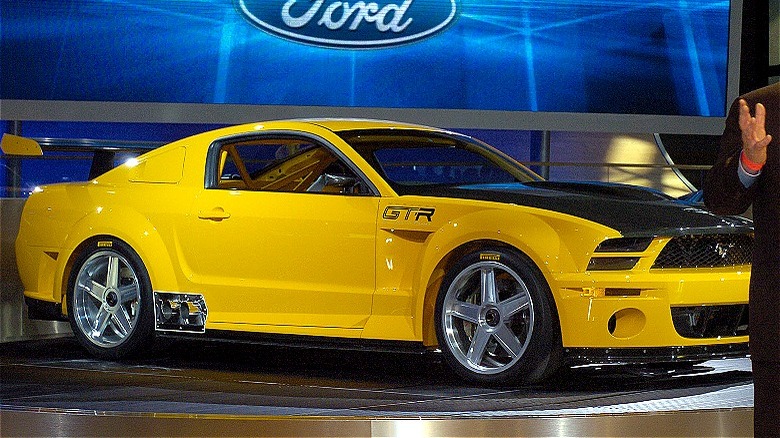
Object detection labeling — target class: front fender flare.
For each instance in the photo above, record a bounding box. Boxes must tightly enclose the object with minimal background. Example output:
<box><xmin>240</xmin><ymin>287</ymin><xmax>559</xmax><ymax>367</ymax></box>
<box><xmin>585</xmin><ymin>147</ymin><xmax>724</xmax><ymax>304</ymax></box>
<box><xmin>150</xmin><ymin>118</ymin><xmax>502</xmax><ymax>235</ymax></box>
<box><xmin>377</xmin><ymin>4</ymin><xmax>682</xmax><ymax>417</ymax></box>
<box><xmin>412</xmin><ymin>207</ymin><xmax>607</xmax><ymax>344</ymax></box>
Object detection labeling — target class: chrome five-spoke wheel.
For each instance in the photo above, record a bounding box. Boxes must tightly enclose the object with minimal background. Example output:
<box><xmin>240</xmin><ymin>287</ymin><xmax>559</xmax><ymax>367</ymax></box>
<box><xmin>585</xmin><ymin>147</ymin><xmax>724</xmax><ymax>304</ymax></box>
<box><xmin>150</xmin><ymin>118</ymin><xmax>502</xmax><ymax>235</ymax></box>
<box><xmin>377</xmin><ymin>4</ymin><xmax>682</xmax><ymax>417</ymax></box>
<box><xmin>443</xmin><ymin>260</ymin><xmax>533</xmax><ymax>374</ymax></box>
<box><xmin>73</xmin><ymin>250</ymin><xmax>140</xmax><ymax>347</ymax></box>
<box><xmin>68</xmin><ymin>238</ymin><xmax>154</xmax><ymax>359</ymax></box>
<box><xmin>435</xmin><ymin>249</ymin><xmax>561</xmax><ymax>384</ymax></box>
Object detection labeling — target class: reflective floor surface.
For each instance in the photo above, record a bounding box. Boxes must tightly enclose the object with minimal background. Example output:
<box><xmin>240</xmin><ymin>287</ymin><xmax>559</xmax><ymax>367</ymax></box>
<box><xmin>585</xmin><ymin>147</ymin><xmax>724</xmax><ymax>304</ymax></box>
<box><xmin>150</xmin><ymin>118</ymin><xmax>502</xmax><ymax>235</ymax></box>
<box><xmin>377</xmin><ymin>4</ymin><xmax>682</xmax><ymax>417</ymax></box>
<box><xmin>0</xmin><ymin>337</ymin><xmax>754</xmax><ymax>437</ymax></box>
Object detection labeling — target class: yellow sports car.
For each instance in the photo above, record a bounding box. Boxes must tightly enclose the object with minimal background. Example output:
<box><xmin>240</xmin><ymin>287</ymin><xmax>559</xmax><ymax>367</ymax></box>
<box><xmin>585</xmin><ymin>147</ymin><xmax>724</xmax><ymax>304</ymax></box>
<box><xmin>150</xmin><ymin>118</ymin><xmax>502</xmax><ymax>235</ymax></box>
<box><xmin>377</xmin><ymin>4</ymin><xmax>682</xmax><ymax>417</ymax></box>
<box><xmin>16</xmin><ymin>119</ymin><xmax>752</xmax><ymax>384</ymax></box>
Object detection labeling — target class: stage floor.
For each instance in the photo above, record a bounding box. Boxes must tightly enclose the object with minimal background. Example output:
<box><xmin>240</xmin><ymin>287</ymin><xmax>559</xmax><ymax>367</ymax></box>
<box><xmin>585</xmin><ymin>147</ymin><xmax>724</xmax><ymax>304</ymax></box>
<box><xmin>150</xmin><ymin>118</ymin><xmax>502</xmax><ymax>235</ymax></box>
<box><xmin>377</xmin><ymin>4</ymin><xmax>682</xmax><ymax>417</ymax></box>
<box><xmin>0</xmin><ymin>337</ymin><xmax>754</xmax><ymax>436</ymax></box>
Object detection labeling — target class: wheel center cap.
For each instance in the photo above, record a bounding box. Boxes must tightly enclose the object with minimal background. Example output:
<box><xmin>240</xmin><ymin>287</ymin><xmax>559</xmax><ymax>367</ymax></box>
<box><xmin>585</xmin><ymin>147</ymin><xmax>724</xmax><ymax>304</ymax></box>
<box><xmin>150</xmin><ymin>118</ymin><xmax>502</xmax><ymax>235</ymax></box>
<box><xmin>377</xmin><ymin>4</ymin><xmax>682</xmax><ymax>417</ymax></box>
<box><xmin>485</xmin><ymin>308</ymin><xmax>501</xmax><ymax>327</ymax></box>
<box><xmin>105</xmin><ymin>290</ymin><xmax>119</xmax><ymax>307</ymax></box>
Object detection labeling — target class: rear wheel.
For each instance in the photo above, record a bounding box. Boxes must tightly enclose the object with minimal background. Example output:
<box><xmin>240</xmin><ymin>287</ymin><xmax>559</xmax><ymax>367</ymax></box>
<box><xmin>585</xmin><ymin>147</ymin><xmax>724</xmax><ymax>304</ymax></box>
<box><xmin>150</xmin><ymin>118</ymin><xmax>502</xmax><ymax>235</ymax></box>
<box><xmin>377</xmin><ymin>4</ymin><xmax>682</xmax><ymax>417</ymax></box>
<box><xmin>435</xmin><ymin>248</ymin><xmax>561</xmax><ymax>384</ymax></box>
<box><xmin>67</xmin><ymin>238</ymin><xmax>154</xmax><ymax>359</ymax></box>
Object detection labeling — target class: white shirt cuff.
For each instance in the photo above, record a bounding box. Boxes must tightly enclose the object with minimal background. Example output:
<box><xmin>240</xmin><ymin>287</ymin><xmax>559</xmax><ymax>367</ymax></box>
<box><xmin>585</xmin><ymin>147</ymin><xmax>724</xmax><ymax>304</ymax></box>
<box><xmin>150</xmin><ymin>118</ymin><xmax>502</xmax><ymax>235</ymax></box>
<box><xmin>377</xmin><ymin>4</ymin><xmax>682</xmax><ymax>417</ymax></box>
<box><xmin>737</xmin><ymin>158</ymin><xmax>760</xmax><ymax>188</ymax></box>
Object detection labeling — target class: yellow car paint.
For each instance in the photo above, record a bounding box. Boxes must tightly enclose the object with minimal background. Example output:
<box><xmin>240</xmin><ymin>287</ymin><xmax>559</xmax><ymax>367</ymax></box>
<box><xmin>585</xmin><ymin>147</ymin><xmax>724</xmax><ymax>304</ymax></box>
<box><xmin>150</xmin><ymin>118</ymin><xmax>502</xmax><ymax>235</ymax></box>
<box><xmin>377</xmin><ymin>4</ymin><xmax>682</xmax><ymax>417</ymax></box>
<box><xmin>16</xmin><ymin>119</ymin><xmax>751</xmax><ymax>361</ymax></box>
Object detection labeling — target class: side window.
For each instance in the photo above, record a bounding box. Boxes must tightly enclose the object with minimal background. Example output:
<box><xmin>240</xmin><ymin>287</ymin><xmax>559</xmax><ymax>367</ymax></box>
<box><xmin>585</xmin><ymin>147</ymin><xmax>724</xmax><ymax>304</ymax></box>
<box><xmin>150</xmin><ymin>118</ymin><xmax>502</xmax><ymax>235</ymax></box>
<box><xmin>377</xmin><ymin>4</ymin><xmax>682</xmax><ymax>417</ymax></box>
<box><xmin>214</xmin><ymin>137</ymin><xmax>370</xmax><ymax>195</ymax></box>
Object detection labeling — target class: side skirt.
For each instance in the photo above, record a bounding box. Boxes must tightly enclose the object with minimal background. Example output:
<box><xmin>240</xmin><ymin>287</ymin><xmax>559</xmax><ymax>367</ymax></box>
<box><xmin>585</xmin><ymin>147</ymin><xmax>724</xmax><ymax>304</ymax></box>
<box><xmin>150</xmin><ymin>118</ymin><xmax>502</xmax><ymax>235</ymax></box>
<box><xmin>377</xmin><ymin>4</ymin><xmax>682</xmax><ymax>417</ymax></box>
<box><xmin>158</xmin><ymin>329</ymin><xmax>430</xmax><ymax>355</ymax></box>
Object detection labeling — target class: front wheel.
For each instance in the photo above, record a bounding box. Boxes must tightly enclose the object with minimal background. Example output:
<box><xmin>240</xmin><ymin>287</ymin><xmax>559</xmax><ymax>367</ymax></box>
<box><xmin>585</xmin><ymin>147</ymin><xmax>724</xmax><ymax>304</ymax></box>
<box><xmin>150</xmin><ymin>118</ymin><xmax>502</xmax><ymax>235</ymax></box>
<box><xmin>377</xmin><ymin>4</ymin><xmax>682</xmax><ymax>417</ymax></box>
<box><xmin>434</xmin><ymin>248</ymin><xmax>561</xmax><ymax>385</ymax></box>
<box><xmin>67</xmin><ymin>238</ymin><xmax>154</xmax><ymax>360</ymax></box>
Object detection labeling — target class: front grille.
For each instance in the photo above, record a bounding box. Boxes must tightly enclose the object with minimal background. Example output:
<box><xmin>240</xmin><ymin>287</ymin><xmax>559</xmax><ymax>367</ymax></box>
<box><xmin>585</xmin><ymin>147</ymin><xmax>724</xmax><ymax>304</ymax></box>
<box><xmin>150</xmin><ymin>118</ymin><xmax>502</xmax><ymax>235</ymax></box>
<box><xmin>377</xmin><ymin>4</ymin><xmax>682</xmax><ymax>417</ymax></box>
<box><xmin>652</xmin><ymin>234</ymin><xmax>753</xmax><ymax>269</ymax></box>
<box><xmin>671</xmin><ymin>305</ymin><xmax>749</xmax><ymax>338</ymax></box>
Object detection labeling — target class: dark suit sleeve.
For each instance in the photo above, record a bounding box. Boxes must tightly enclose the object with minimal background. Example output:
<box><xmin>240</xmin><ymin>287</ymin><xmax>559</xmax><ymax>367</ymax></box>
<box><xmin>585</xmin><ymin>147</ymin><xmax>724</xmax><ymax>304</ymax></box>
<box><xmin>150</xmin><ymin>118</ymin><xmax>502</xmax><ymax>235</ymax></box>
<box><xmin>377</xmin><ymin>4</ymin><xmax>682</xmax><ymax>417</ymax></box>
<box><xmin>703</xmin><ymin>98</ymin><xmax>758</xmax><ymax>215</ymax></box>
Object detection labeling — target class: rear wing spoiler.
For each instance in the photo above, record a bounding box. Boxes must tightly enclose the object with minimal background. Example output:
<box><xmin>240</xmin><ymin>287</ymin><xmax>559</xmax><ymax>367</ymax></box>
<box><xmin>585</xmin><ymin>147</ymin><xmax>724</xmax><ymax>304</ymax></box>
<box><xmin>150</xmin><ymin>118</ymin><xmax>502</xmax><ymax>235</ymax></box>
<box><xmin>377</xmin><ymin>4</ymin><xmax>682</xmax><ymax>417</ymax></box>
<box><xmin>0</xmin><ymin>134</ymin><xmax>162</xmax><ymax>179</ymax></box>
<box><xmin>0</xmin><ymin>134</ymin><xmax>43</xmax><ymax>156</ymax></box>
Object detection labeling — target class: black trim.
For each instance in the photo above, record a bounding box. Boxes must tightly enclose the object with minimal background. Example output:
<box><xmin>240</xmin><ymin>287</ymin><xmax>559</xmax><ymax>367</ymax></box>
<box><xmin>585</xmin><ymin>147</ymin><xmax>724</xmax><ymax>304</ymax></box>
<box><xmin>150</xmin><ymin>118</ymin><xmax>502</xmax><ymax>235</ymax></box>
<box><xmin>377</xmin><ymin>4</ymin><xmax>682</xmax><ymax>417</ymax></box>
<box><xmin>162</xmin><ymin>330</ymin><xmax>750</xmax><ymax>364</ymax></box>
<box><xmin>24</xmin><ymin>297</ymin><xmax>67</xmax><ymax>322</ymax></box>
<box><xmin>671</xmin><ymin>305</ymin><xmax>749</xmax><ymax>338</ymax></box>
<box><xmin>159</xmin><ymin>329</ymin><xmax>429</xmax><ymax>355</ymax></box>
<box><xmin>564</xmin><ymin>343</ymin><xmax>749</xmax><ymax>366</ymax></box>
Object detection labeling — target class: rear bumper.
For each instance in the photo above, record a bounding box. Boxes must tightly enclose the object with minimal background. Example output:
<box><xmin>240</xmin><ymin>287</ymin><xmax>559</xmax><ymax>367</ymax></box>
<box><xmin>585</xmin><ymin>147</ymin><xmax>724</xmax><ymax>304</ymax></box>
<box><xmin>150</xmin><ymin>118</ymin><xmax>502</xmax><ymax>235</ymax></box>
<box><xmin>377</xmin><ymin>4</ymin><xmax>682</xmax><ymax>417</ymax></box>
<box><xmin>16</xmin><ymin>237</ymin><xmax>64</xmax><ymax>305</ymax></box>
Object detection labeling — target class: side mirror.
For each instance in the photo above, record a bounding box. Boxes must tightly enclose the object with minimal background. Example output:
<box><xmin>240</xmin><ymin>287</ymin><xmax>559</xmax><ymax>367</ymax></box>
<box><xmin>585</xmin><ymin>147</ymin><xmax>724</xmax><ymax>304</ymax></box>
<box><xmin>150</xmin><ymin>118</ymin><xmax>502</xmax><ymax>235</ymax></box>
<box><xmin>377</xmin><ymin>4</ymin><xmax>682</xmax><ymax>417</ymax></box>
<box><xmin>307</xmin><ymin>173</ymin><xmax>359</xmax><ymax>193</ymax></box>
<box><xmin>322</xmin><ymin>173</ymin><xmax>357</xmax><ymax>188</ymax></box>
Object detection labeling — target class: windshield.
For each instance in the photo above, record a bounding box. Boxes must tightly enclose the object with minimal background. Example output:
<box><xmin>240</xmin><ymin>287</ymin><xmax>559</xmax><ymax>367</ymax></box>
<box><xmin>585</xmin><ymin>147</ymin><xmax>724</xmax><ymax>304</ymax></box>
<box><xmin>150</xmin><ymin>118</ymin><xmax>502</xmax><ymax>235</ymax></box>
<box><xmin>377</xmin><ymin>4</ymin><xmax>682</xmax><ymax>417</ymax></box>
<box><xmin>338</xmin><ymin>130</ymin><xmax>541</xmax><ymax>194</ymax></box>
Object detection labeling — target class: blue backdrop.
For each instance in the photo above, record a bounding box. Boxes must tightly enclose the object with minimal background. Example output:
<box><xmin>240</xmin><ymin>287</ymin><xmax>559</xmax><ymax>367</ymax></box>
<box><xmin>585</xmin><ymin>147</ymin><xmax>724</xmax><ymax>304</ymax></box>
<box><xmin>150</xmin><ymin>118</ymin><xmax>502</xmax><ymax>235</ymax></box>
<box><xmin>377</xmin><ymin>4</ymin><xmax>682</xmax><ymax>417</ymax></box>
<box><xmin>2</xmin><ymin>0</ymin><xmax>730</xmax><ymax>116</ymax></box>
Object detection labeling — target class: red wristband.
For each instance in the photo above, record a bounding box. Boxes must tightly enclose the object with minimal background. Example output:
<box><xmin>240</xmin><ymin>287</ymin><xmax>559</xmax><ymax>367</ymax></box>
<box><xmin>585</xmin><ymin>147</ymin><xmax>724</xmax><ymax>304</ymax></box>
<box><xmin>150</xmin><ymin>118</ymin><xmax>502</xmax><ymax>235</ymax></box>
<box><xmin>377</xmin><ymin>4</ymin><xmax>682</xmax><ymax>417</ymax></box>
<box><xmin>740</xmin><ymin>151</ymin><xmax>764</xmax><ymax>173</ymax></box>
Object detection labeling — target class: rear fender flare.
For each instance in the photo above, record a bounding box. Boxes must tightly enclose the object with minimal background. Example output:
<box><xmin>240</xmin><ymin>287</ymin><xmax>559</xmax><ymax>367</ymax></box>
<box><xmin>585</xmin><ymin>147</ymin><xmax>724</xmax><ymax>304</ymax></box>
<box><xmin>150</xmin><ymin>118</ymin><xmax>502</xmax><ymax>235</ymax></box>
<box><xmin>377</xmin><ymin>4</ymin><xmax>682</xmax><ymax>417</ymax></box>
<box><xmin>54</xmin><ymin>207</ymin><xmax>178</xmax><ymax>305</ymax></box>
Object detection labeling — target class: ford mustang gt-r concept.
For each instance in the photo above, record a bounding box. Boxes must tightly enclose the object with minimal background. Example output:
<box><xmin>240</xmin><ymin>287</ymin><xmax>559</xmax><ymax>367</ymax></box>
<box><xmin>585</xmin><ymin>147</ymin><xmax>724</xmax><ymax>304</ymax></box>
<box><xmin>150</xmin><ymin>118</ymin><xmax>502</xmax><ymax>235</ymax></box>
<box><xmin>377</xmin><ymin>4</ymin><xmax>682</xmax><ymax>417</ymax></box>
<box><xmin>16</xmin><ymin>119</ymin><xmax>752</xmax><ymax>384</ymax></box>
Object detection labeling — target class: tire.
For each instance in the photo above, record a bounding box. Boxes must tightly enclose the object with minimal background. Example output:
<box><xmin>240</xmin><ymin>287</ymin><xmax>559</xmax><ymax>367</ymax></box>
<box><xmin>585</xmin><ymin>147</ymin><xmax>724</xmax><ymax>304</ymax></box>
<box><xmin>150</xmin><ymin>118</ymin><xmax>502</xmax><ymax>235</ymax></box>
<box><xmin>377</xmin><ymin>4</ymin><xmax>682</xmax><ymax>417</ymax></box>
<box><xmin>66</xmin><ymin>237</ymin><xmax>154</xmax><ymax>360</ymax></box>
<box><xmin>434</xmin><ymin>248</ymin><xmax>562</xmax><ymax>385</ymax></box>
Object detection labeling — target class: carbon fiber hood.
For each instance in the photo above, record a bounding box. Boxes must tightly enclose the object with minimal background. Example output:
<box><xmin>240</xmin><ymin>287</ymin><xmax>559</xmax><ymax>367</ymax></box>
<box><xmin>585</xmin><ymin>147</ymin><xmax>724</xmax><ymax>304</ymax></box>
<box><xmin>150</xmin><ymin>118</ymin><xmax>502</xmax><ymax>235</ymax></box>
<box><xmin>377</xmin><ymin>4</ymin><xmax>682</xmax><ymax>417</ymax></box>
<box><xmin>414</xmin><ymin>181</ymin><xmax>753</xmax><ymax>237</ymax></box>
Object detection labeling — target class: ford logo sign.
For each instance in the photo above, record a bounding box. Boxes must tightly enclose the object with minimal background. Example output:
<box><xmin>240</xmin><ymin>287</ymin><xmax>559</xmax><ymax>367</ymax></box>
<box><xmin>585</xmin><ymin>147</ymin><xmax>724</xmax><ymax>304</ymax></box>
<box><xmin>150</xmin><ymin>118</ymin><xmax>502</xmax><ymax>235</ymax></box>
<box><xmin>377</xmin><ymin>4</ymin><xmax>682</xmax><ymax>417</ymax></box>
<box><xmin>236</xmin><ymin>0</ymin><xmax>459</xmax><ymax>49</ymax></box>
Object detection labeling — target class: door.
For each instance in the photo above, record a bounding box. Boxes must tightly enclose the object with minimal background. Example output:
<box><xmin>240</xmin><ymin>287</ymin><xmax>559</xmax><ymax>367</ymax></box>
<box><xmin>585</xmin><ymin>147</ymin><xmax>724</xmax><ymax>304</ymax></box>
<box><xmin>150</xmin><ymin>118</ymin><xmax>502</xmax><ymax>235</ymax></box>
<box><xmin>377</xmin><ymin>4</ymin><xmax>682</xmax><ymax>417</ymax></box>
<box><xmin>182</xmin><ymin>135</ymin><xmax>379</xmax><ymax>330</ymax></box>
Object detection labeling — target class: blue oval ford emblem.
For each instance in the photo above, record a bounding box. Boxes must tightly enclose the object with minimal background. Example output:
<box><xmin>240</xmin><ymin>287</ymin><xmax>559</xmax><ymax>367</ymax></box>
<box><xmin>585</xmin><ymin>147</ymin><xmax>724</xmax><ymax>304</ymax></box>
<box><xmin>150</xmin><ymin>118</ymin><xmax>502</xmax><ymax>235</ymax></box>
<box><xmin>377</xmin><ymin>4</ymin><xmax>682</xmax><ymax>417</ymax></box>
<box><xmin>236</xmin><ymin>0</ymin><xmax>459</xmax><ymax>49</ymax></box>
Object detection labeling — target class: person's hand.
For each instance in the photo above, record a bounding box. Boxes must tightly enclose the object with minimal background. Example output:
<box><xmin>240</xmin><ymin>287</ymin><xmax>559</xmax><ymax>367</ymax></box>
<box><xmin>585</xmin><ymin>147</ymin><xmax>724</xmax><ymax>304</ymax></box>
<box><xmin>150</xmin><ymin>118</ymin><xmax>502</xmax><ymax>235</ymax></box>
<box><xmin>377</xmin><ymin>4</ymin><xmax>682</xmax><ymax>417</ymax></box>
<box><xmin>739</xmin><ymin>99</ymin><xmax>773</xmax><ymax>167</ymax></box>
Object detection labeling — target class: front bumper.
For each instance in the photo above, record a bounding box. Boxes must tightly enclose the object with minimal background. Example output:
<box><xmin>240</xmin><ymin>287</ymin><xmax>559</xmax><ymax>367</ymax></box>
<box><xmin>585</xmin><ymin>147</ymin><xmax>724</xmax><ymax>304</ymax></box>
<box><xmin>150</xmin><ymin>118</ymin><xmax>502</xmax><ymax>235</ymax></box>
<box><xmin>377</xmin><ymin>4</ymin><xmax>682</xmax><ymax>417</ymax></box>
<box><xmin>553</xmin><ymin>267</ymin><xmax>750</xmax><ymax>349</ymax></box>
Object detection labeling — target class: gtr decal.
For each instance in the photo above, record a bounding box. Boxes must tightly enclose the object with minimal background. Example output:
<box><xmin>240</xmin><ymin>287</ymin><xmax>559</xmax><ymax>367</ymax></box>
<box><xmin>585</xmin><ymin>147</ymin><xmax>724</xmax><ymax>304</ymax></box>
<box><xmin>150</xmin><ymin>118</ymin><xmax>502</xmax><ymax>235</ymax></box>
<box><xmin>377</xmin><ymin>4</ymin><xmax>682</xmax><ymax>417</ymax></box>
<box><xmin>383</xmin><ymin>206</ymin><xmax>435</xmax><ymax>222</ymax></box>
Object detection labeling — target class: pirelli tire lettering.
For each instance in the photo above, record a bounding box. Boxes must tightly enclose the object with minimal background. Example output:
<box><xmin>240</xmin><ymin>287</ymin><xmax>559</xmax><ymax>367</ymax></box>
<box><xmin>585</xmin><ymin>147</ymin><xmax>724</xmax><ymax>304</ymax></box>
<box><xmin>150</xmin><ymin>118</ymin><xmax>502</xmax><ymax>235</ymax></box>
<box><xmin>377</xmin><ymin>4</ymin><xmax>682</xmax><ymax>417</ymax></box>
<box><xmin>479</xmin><ymin>253</ymin><xmax>501</xmax><ymax>261</ymax></box>
<box><xmin>382</xmin><ymin>206</ymin><xmax>435</xmax><ymax>222</ymax></box>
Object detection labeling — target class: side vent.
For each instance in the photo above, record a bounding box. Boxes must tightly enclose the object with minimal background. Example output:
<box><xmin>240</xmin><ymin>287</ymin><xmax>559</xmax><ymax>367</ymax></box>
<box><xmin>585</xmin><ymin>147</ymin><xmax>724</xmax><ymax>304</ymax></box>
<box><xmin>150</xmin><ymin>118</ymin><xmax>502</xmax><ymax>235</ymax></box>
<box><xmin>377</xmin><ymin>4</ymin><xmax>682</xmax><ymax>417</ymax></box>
<box><xmin>154</xmin><ymin>292</ymin><xmax>208</xmax><ymax>333</ymax></box>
